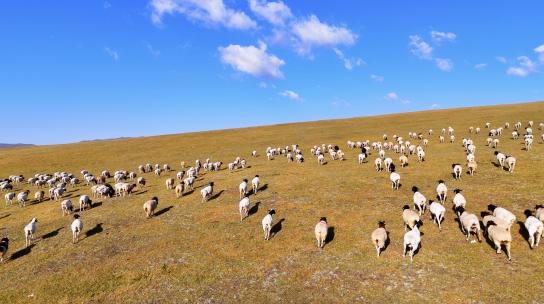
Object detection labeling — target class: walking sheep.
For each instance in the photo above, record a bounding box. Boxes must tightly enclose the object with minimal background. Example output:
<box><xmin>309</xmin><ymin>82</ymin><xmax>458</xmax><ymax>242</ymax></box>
<box><xmin>24</xmin><ymin>218</ymin><xmax>38</xmax><ymax>247</ymax></box>
<box><xmin>252</xmin><ymin>175</ymin><xmax>260</xmax><ymax>195</ymax></box>
<box><xmin>143</xmin><ymin>197</ymin><xmax>159</xmax><ymax>218</ymax></box>
<box><xmin>71</xmin><ymin>214</ymin><xmax>83</xmax><ymax>243</ymax></box>
<box><xmin>428</xmin><ymin>200</ymin><xmax>446</xmax><ymax>230</ymax></box>
<box><xmin>200</xmin><ymin>182</ymin><xmax>214</xmax><ymax>203</ymax></box>
<box><xmin>239</xmin><ymin>196</ymin><xmax>250</xmax><ymax>221</ymax></box>
<box><xmin>371</xmin><ymin>221</ymin><xmax>388</xmax><ymax>257</ymax></box>
<box><xmin>412</xmin><ymin>186</ymin><xmax>426</xmax><ymax>215</ymax></box>
<box><xmin>262</xmin><ymin>209</ymin><xmax>276</xmax><ymax>241</ymax></box>
<box><xmin>523</xmin><ymin>210</ymin><xmax>543</xmax><ymax>249</ymax></box>
<box><xmin>485</xmin><ymin>221</ymin><xmax>512</xmax><ymax>260</ymax></box>
<box><xmin>314</xmin><ymin>217</ymin><xmax>328</xmax><ymax>249</ymax></box>
<box><xmin>403</xmin><ymin>225</ymin><xmax>421</xmax><ymax>262</ymax></box>
<box><xmin>436</xmin><ymin>180</ymin><xmax>448</xmax><ymax>204</ymax></box>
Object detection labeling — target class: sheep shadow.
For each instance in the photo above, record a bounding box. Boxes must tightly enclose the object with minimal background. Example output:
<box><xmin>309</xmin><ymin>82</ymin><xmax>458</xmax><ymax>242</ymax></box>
<box><xmin>90</xmin><ymin>201</ymin><xmax>103</xmax><ymax>209</ymax></box>
<box><xmin>182</xmin><ymin>190</ymin><xmax>195</xmax><ymax>196</ymax></box>
<box><xmin>490</xmin><ymin>161</ymin><xmax>501</xmax><ymax>168</ymax></box>
<box><xmin>381</xmin><ymin>232</ymin><xmax>392</xmax><ymax>254</ymax></box>
<box><xmin>10</xmin><ymin>244</ymin><xmax>35</xmax><ymax>261</ymax></box>
<box><xmin>517</xmin><ymin>221</ymin><xmax>529</xmax><ymax>245</ymax></box>
<box><xmin>136</xmin><ymin>190</ymin><xmax>148</xmax><ymax>196</ymax></box>
<box><xmin>209</xmin><ymin>190</ymin><xmax>225</xmax><ymax>201</ymax></box>
<box><xmin>0</xmin><ymin>213</ymin><xmax>10</xmax><ymax>220</ymax></box>
<box><xmin>85</xmin><ymin>223</ymin><xmax>103</xmax><ymax>238</ymax></box>
<box><xmin>248</xmin><ymin>201</ymin><xmax>261</xmax><ymax>216</ymax></box>
<box><xmin>155</xmin><ymin>205</ymin><xmax>174</xmax><ymax>217</ymax></box>
<box><xmin>325</xmin><ymin>226</ymin><xmax>335</xmax><ymax>245</ymax></box>
<box><xmin>42</xmin><ymin>227</ymin><xmax>63</xmax><ymax>239</ymax></box>
<box><xmin>270</xmin><ymin>218</ymin><xmax>285</xmax><ymax>239</ymax></box>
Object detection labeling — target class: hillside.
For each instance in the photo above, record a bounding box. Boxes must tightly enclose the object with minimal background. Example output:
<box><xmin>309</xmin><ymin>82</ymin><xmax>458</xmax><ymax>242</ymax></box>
<box><xmin>0</xmin><ymin>101</ymin><xmax>543</xmax><ymax>303</ymax></box>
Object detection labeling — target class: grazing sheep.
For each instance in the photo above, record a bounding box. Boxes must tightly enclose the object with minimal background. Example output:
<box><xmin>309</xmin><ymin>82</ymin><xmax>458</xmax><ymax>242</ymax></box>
<box><xmin>494</xmin><ymin>151</ymin><xmax>506</xmax><ymax>168</ymax></box>
<box><xmin>371</xmin><ymin>221</ymin><xmax>388</xmax><ymax>257</ymax></box>
<box><xmin>399</xmin><ymin>155</ymin><xmax>408</xmax><ymax>167</ymax></box>
<box><xmin>488</xmin><ymin>204</ymin><xmax>516</xmax><ymax>230</ymax></box>
<box><xmin>314</xmin><ymin>217</ymin><xmax>328</xmax><ymax>249</ymax></box>
<box><xmin>436</xmin><ymin>180</ymin><xmax>448</xmax><ymax>204</ymax></box>
<box><xmin>137</xmin><ymin>177</ymin><xmax>146</xmax><ymax>188</ymax></box>
<box><xmin>523</xmin><ymin>210</ymin><xmax>543</xmax><ymax>249</ymax></box>
<box><xmin>17</xmin><ymin>190</ymin><xmax>30</xmax><ymax>207</ymax></box>
<box><xmin>505</xmin><ymin>156</ymin><xmax>516</xmax><ymax>173</ymax></box>
<box><xmin>384</xmin><ymin>158</ymin><xmax>393</xmax><ymax>172</ymax></box>
<box><xmin>358</xmin><ymin>153</ymin><xmax>366</xmax><ymax>164</ymax></box>
<box><xmin>0</xmin><ymin>237</ymin><xmax>8</xmax><ymax>263</ymax></box>
<box><xmin>143</xmin><ymin>197</ymin><xmax>159</xmax><ymax>218</ymax></box>
<box><xmin>492</xmin><ymin>138</ymin><xmax>499</xmax><ymax>148</ymax></box>
<box><xmin>467</xmin><ymin>161</ymin><xmax>477</xmax><ymax>176</ymax></box>
<box><xmin>79</xmin><ymin>195</ymin><xmax>92</xmax><ymax>212</ymax></box>
<box><xmin>34</xmin><ymin>191</ymin><xmax>45</xmax><ymax>203</ymax></box>
<box><xmin>175</xmin><ymin>183</ymin><xmax>185</xmax><ymax>198</ymax></box>
<box><xmin>317</xmin><ymin>154</ymin><xmax>325</xmax><ymax>165</ymax></box>
<box><xmin>61</xmin><ymin>199</ymin><xmax>73</xmax><ymax>215</ymax></box>
<box><xmin>390</xmin><ymin>172</ymin><xmax>400</xmax><ymax>190</ymax></box>
<box><xmin>71</xmin><ymin>214</ymin><xmax>83</xmax><ymax>243</ymax></box>
<box><xmin>165</xmin><ymin>178</ymin><xmax>175</xmax><ymax>190</ymax></box>
<box><xmin>239</xmin><ymin>179</ymin><xmax>248</xmax><ymax>199</ymax></box>
<box><xmin>24</xmin><ymin>218</ymin><xmax>38</xmax><ymax>247</ymax></box>
<box><xmin>4</xmin><ymin>192</ymin><xmax>15</xmax><ymax>207</ymax></box>
<box><xmin>262</xmin><ymin>209</ymin><xmax>276</xmax><ymax>241</ymax></box>
<box><xmin>485</xmin><ymin>221</ymin><xmax>512</xmax><ymax>261</ymax></box>
<box><xmin>239</xmin><ymin>196</ymin><xmax>250</xmax><ymax>221</ymax></box>
<box><xmin>412</xmin><ymin>186</ymin><xmax>426</xmax><ymax>215</ymax></box>
<box><xmin>200</xmin><ymin>182</ymin><xmax>214</xmax><ymax>203</ymax></box>
<box><xmin>403</xmin><ymin>225</ymin><xmax>421</xmax><ymax>262</ymax></box>
<box><xmin>252</xmin><ymin>175</ymin><xmax>260</xmax><ymax>194</ymax></box>
<box><xmin>374</xmin><ymin>158</ymin><xmax>383</xmax><ymax>171</ymax></box>
<box><xmin>452</xmin><ymin>164</ymin><xmax>462</xmax><ymax>180</ymax></box>
<box><xmin>455</xmin><ymin>207</ymin><xmax>481</xmax><ymax>242</ymax></box>
<box><xmin>417</xmin><ymin>150</ymin><xmax>426</xmax><ymax>162</ymax></box>
<box><xmin>402</xmin><ymin>205</ymin><xmax>420</xmax><ymax>231</ymax></box>
<box><xmin>183</xmin><ymin>176</ymin><xmax>195</xmax><ymax>190</ymax></box>
<box><xmin>428</xmin><ymin>200</ymin><xmax>446</xmax><ymax>230</ymax></box>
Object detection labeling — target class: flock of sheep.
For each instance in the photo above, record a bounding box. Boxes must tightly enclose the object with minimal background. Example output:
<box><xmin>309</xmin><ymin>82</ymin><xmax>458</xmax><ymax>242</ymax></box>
<box><xmin>1</xmin><ymin>120</ymin><xmax>543</xmax><ymax>264</ymax></box>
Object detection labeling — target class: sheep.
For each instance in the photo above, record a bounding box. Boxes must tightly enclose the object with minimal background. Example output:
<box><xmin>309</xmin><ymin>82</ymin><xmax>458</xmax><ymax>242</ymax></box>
<box><xmin>358</xmin><ymin>153</ymin><xmax>366</xmax><ymax>164</ymax></box>
<box><xmin>390</xmin><ymin>172</ymin><xmax>400</xmax><ymax>190</ymax></box>
<box><xmin>452</xmin><ymin>189</ymin><xmax>466</xmax><ymax>209</ymax></box>
<box><xmin>455</xmin><ymin>207</ymin><xmax>481</xmax><ymax>242</ymax></box>
<box><xmin>33</xmin><ymin>190</ymin><xmax>44</xmax><ymax>203</ymax></box>
<box><xmin>505</xmin><ymin>156</ymin><xmax>516</xmax><ymax>173</ymax></box>
<box><xmin>436</xmin><ymin>180</ymin><xmax>447</xmax><ymax>204</ymax></box>
<box><xmin>165</xmin><ymin>178</ymin><xmax>175</xmax><ymax>190</ymax></box>
<box><xmin>52</xmin><ymin>187</ymin><xmax>66</xmax><ymax>201</ymax></box>
<box><xmin>488</xmin><ymin>204</ymin><xmax>516</xmax><ymax>230</ymax></box>
<box><xmin>183</xmin><ymin>176</ymin><xmax>195</xmax><ymax>190</ymax></box>
<box><xmin>137</xmin><ymin>177</ymin><xmax>146</xmax><ymax>188</ymax></box>
<box><xmin>523</xmin><ymin>210</ymin><xmax>543</xmax><ymax>249</ymax></box>
<box><xmin>239</xmin><ymin>179</ymin><xmax>248</xmax><ymax>199</ymax></box>
<box><xmin>154</xmin><ymin>168</ymin><xmax>162</xmax><ymax>176</ymax></box>
<box><xmin>4</xmin><ymin>192</ymin><xmax>15</xmax><ymax>207</ymax></box>
<box><xmin>452</xmin><ymin>164</ymin><xmax>462</xmax><ymax>180</ymax></box>
<box><xmin>71</xmin><ymin>214</ymin><xmax>83</xmax><ymax>244</ymax></box>
<box><xmin>536</xmin><ymin>205</ymin><xmax>544</xmax><ymax>222</ymax></box>
<box><xmin>17</xmin><ymin>190</ymin><xmax>30</xmax><ymax>207</ymax></box>
<box><xmin>399</xmin><ymin>155</ymin><xmax>408</xmax><ymax>167</ymax></box>
<box><xmin>61</xmin><ymin>199</ymin><xmax>73</xmax><ymax>215</ymax></box>
<box><xmin>262</xmin><ymin>209</ymin><xmax>276</xmax><ymax>240</ymax></box>
<box><xmin>417</xmin><ymin>150</ymin><xmax>425</xmax><ymax>162</ymax></box>
<box><xmin>485</xmin><ymin>221</ymin><xmax>512</xmax><ymax>260</ymax></box>
<box><xmin>314</xmin><ymin>217</ymin><xmax>328</xmax><ymax>249</ymax></box>
<box><xmin>494</xmin><ymin>151</ymin><xmax>506</xmax><ymax>168</ymax></box>
<box><xmin>252</xmin><ymin>175</ymin><xmax>260</xmax><ymax>195</ymax></box>
<box><xmin>24</xmin><ymin>218</ymin><xmax>38</xmax><ymax>247</ymax></box>
<box><xmin>374</xmin><ymin>158</ymin><xmax>382</xmax><ymax>171</ymax></box>
<box><xmin>492</xmin><ymin>138</ymin><xmax>499</xmax><ymax>148</ymax></box>
<box><xmin>0</xmin><ymin>237</ymin><xmax>8</xmax><ymax>263</ymax></box>
<box><xmin>403</xmin><ymin>225</ymin><xmax>421</xmax><ymax>262</ymax></box>
<box><xmin>481</xmin><ymin>212</ymin><xmax>512</xmax><ymax>232</ymax></box>
<box><xmin>512</xmin><ymin>131</ymin><xmax>519</xmax><ymax>139</ymax></box>
<box><xmin>402</xmin><ymin>205</ymin><xmax>420</xmax><ymax>231</ymax></box>
<box><xmin>450</xmin><ymin>135</ymin><xmax>455</xmax><ymax>143</ymax></box>
<box><xmin>486</xmin><ymin>138</ymin><xmax>492</xmax><ymax>146</ymax></box>
<box><xmin>175</xmin><ymin>183</ymin><xmax>185</xmax><ymax>198</ymax></box>
<box><xmin>79</xmin><ymin>195</ymin><xmax>92</xmax><ymax>212</ymax></box>
<box><xmin>371</xmin><ymin>221</ymin><xmax>388</xmax><ymax>257</ymax></box>
<box><xmin>428</xmin><ymin>200</ymin><xmax>446</xmax><ymax>230</ymax></box>
<box><xmin>525</xmin><ymin>137</ymin><xmax>533</xmax><ymax>151</ymax></box>
<box><xmin>317</xmin><ymin>154</ymin><xmax>325</xmax><ymax>165</ymax></box>
<box><xmin>467</xmin><ymin>161</ymin><xmax>477</xmax><ymax>176</ymax></box>
<box><xmin>439</xmin><ymin>136</ymin><xmax>445</xmax><ymax>143</ymax></box>
<box><xmin>143</xmin><ymin>197</ymin><xmax>159</xmax><ymax>218</ymax></box>
<box><xmin>252</xmin><ymin>150</ymin><xmax>257</xmax><ymax>157</ymax></box>
<box><xmin>239</xmin><ymin>196</ymin><xmax>250</xmax><ymax>221</ymax></box>
<box><xmin>412</xmin><ymin>186</ymin><xmax>426</xmax><ymax>215</ymax></box>
<box><xmin>200</xmin><ymin>182</ymin><xmax>214</xmax><ymax>203</ymax></box>
<box><xmin>384</xmin><ymin>158</ymin><xmax>393</xmax><ymax>172</ymax></box>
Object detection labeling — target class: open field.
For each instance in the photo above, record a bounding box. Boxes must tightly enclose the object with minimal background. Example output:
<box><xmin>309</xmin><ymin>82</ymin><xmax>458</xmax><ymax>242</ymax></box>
<box><xmin>1</xmin><ymin>102</ymin><xmax>543</xmax><ymax>303</ymax></box>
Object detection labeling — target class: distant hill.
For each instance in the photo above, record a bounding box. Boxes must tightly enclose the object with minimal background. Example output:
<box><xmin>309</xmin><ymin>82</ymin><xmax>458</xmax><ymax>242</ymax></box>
<box><xmin>0</xmin><ymin>143</ymin><xmax>35</xmax><ymax>148</ymax></box>
<box><xmin>79</xmin><ymin>137</ymin><xmax>133</xmax><ymax>143</ymax></box>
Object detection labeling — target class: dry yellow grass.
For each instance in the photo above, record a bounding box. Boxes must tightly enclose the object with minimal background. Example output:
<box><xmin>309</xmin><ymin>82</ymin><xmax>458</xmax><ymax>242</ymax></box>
<box><xmin>0</xmin><ymin>102</ymin><xmax>543</xmax><ymax>303</ymax></box>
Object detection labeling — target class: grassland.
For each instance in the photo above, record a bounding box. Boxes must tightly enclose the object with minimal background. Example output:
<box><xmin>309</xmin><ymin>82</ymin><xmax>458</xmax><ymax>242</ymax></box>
<box><xmin>0</xmin><ymin>102</ymin><xmax>543</xmax><ymax>303</ymax></box>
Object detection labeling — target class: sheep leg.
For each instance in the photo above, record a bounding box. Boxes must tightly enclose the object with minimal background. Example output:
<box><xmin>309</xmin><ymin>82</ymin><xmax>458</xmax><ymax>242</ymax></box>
<box><xmin>505</xmin><ymin>243</ymin><xmax>511</xmax><ymax>260</ymax></box>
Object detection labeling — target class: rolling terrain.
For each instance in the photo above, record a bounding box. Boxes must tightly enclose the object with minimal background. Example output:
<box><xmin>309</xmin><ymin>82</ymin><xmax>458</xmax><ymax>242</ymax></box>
<box><xmin>0</xmin><ymin>101</ymin><xmax>543</xmax><ymax>303</ymax></box>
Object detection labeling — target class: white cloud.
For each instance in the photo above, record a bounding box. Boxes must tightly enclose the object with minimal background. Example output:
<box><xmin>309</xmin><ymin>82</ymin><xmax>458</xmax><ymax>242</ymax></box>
<box><xmin>409</xmin><ymin>35</ymin><xmax>433</xmax><ymax>59</ymax></box>
<box><xmin>333</xmin><ymin>48</ymin><xmax>364</xmax><ymax>70</ymax></box>
<box><xmin>104</xmin><ymin>47</ymin><xmax>119</xmax><ymax>60</ymax></box>
<box><xmin>248</xmin><ymin>0</ymin><xmax>292</xmax><ymax>26</ymax></box>
<box><xmin>218</xmin><ymin>41</ymin><xmax>285</xmax><ymax>79</ymax></box>
<box><xmin>150</xmin><ymin>0</ymin><xmax>257</xmax><ymax>30</ymax></box>
<box><xmin>104</xmin><ymin>1</ymin><xmax>111</xmax><ymax>8</ymax></box>
<box><xmin>147</xmin><ymin>44</ymin><xmax>161</xmax><ymax>57</ymax></box>
<box><xmin>385</xmin><ymin>92</ymin><xmax>410</xmax><ymax>104</ymax></box>
<box><xmin>474</xmin><ymin>63</ymin><xmax>487</xmax><ymax>70</ymax></box>
<box><xmin>430</xmin><ymin>103</ymin><xmax>439</xmax><ymax>109</ymax></box>
<box><xmin>435</xmin><ymin>58</ymin><xmax>453</xmax><ymax>72</ymax></box>
<box><xmin>258</xmin><ymin>82</ymin><xmax>276</xmax><ymax>89</ymax></box>
<box><xmin>280</xmin><ymin>90</ymin><xmax>302</xmax><ymax>101</ymax></box>
<box><xmin>507</xmin><ymin>56</ymin><xmax>537</xmax><ymax>77</ymax></box>
<box><xmin>370</xmin><ymin>74</ymin><xmax>384</xmax><ymax>82</ymax></box>
<box><xmin>535</xmin><ymin>44</ymin><xmax>544</xmax><ymax>62</ymax></box>
<box><xmin>291</xmin><ymin>15</ymin><xmax>357</xmax><ymax>54</ymax></box>
<box><xmin>495</xmin><ymin>56</ymin><xmax>507</xmax><ymax>64</ymax></box>
<box><xmin>430</xmin><ymin>31</ymin><xmax>456</xmax><ymax>42</ymax></box>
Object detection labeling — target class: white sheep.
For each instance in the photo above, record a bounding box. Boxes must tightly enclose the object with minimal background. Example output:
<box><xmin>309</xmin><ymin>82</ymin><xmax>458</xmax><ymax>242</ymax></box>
<box><xmin>314</xmin><ymin>217</ymin><xmax>328</xmax><ymax>249</ymax></box>
<box><xmin>239</xmin><ymin>196</ymin><xmax>250</xmax><ymax>221</ymax></box>
<box><xmin>374</xmin><ymin>158</ymin><xmax>383</xmax><ymax>171</ymax></box>
<box><xmin>399</xmin><ymin>155</ymin><xmax>408</xmax><ymax>167</ymax></box>
<box><xmin>428</xmin><ymin>200</ymin><xmax>446</xmax><ymax>230</ymax></box>
<box><xmin>34</xmin><ymin>191</ymin><xmax>45</xmax><ymax>203</ymax></box>
<box><xmin>487</xmin><ymin>204</ymin><xmax>516</xmax><ymax>230</ymax></box>
<box><xmin>262</xmin><ymin>209</ymin><xmax>276</xmax><ymax>240</ymax></box>
<box><xmin>358</xmin><ymin>153</ymin><xmax>366</xmax><ymax>164</ymax></box>
<box><xmin>452</xmin><ymin>189</ymin><xmax>466</xmax><ymax>209</ymax></box>
<box><xmin>71</xmin><ymin>214</ymin><xmax>83</xmax><ymax>243</ymax></box>
<box><xmin>165</xmin><ymin>178</ymin><xmax>175</xmax><ymax>190</ymax></box>
<box><xmin>17</xmin><ymin>190</ymin><xmax>30</xmax><ymax>207</ymax></box>
<box><xmin>4</xmin><ymin>192</ymin><xmax>15</xmax><ymax>207</ymax></box>
<box><xmin>175</xmin><ymin>183</ymin><xmax>185</xmax><ymax>198</ymax></box>
<box><xmin>506</xmin><ymin>156</ymin><xmax>516</xmax><ymax>173</ymax></box>
<box><xmin>452</xmin><ymin>164</ymin><xmax>462</xmax><ymax>180</ymax></box>
<box><xmin>485</xmin><ymin>221</ymin><xmax>512</xmax><ymax>260</ymax></box>
<box><xmin>239</xmin><ymin>179</ymin><xmax>248</xmax><ymax>199</ymax></box>
<box><xmin>24</xmin><ymin>218</ymin><xmax>38</xmax><ymax>247</ymax></box>
<box><xmin>251</xmin><ymin>175</ymin><xmax>260</xmax><ymax>194</ymax></box>
<box><xmin>403</xmin><ymin>225</ymin><xmax>421</xmax><ymax>262</ymax></box>
<box><xmin>390</xmin><ymin>172</ymin><xmax>400</xmax><ymax>190</ymax></box>
<box><xmin>384</xmin><ymin>158</ymin><xmax>393</xmax><ymax>172</ymax></box>
<box><xmin>523</xmin><ymin>210</ymin><xmax>543</xmax><ymax>249</ymax></box>
<box><xmin>411</xmin><ymin>186</ymin><xmax>426</xmax><ymax>215</ymax></box>
<box><xmin>61</xmin><ymin>199</ymin><xmax>73</xmax><ymax>216</ymax></box>
<box><xmin>317</xmin><ymin>154</ymin><xmax>325</xmax><ymax>165</ymax></box>
<box><xmin>200</xmin><ymin>182</ymin><xmax>214</xmax><ymax>202</ymax></box>
<box><xmin>455</xmin><ymin>207</ymin><xmax>481</xmax><ymax>242</ymax></box>
<box><xmin>494</xmin><ymin>151</ymin><xmax>506</xmax><ymax>168</ymax></box>
<box><xmin>143</xmin><ymin>197</ymin><xmax>159</xmax><ymax>218</ymax></box>
<box><xmin>436</xmin><ymin>180</ymin><xmax>447</xmax><ymax>204</ymax></box>
<box><xmin>402</xmin><ymin>205</ymin><xmax>420</xmax><ymax>231</ymax></box>
<box><xmin>371</xmin><ymin>221</ymin><xmax>388</xmax><ymax>257</ymax></box>
<box><xmin>79</xmin><ymin>195</ymin><xmax>92</xmax><ymax>212</ymax></box>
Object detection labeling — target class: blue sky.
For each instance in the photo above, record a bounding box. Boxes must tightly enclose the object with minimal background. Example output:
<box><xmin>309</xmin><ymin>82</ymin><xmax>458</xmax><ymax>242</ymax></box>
<box><xmin>1</xmin><ymin>0</ymin><xmax>543</xmax><ymax>145</ymax></box>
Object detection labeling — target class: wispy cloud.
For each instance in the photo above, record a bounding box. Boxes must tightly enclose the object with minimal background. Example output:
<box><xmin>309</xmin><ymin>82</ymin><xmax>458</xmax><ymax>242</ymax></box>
<box><xmin>495</xmin><ymin>56</ymin><xmax>507</xmax><ymax>64</ymax></box>
<box><xmin>507</xmin><ymin>56</ymin><xmax>537</xmax><ymax>77</ymax></box>
<box><xmin>249</xmin><ymin>0</ymin><xmax>292</xmax><ymax>26</ymax></box>
<box><xmin>150</xmin><ymin>0</ymin><xmax>257</xmax><ymax>30</ymax></box>
<box><xmin>430</xmin><ymin>31</ymin><xmax>456</xmax><ymax>43</ymax></box>
<box><xmin>409</xmin><ymin>35</ymin><xmax>433</xmax><ymax>59</ymax></box>
<box><xmin>535</xmin><ymin>44</ymin><xmax>544</xmax><ymax>62</ymax></box>
<box><xmin>409</xmin><ymin>34</ymin><xmax>454</xmax><ymax>72</ymax></box>
<box><xmin>385</xmin><ymin>92</ymin><xmax>410</xmax><ymax>104</ymax></box>
<box><xmin>147</xmin><ymin>43</ymin><xmax>161</xmax><ymax>57</ymax></box>
<box><xmin>291</xmin><ymin>15</ymin><xmax>357</xmax><ymax>55</ymax></box>
<box><xmin>474</xmin><ymin>63</ymin><xmax>487</xmax><ymax>70</ymax></box>
<box><xmin>435</xmin><ymin>58</ymin><xmax>453</xmax><ymax>72</ymax></box>
<box><xmin>430</xmin><ymin>103</ymin><xmax>439</xmax><ymax>109</ymax></box>
<box><xmin>104</xmin><ymin>47</ymin><xmax>119</xmax><ymax>61</ymax></box>
<box><xmin>218</xmin><ymin>41</ymin><xmax>285</xmax><ymax>79</ymax></box>
<box><xmin>331</xmin><ymin>97</ymin><xmax>351</xmax><ymax>108</ymax></box>
<box><xmin>370</xmin><ymin>74</ymin><xmax>384</xmax><ymax>82</ymax></box>
<box><xmin>280</xmin><ymin>90</ymin><xmax>302</xmax><ymax>101</ymax></box>
<box><xmin>333</xmin><ymin>48</ymin><xmax>364</xmax><ymax>70</ymax></box>
<box><xmin>103</xmin><ymin>1</ymin><xmax>111</xmax><ymax>9</ymax></box>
